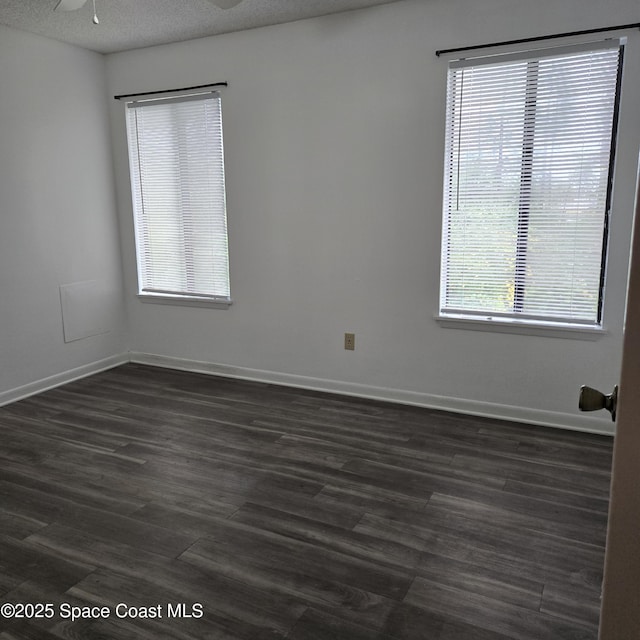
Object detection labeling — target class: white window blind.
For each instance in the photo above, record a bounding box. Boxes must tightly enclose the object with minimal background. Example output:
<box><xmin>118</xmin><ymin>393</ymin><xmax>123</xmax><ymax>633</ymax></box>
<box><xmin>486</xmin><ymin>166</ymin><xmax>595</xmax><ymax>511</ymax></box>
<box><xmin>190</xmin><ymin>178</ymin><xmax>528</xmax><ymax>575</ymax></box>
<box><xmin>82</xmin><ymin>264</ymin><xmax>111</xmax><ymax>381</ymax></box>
<box><xmin>440</xmin><ymin>41</ymin><xmax>622</xmax><ymax>326</ymax></box>
<box><xmin>126</xmin><ymin>92</ymin><xmax>230</xmax><ymax>301</ymax></box>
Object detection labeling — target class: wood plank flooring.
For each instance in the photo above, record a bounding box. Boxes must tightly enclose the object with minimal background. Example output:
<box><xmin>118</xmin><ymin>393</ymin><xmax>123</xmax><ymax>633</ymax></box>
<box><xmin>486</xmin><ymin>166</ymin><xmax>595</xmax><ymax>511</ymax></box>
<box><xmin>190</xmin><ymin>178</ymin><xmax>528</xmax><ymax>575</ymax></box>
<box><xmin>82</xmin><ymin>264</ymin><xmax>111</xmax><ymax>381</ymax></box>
<box><xmin>0</xmin><ymin>364</ymin><xmax>613</xmax><ymax>639</ymax></box>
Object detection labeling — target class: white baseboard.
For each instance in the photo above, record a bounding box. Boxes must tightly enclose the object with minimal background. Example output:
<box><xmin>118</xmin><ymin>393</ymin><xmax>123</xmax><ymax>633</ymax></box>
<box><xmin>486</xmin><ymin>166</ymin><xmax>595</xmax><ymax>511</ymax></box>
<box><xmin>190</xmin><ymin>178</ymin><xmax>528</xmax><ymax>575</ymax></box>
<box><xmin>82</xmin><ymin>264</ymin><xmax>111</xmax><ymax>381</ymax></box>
<box><xmin>130</xmin><ymin>352</ymin><xmax>615</xmax><ymax>436</ymax></box>
<box><xmin>0</xmin><ymin>354</ymin><xmax>129</xmax><ymax>408</ymax></box>
<box><xmin>3</xmin><ymin>351</ymin><xmax>612</xmax><ymax>436</ymax></box>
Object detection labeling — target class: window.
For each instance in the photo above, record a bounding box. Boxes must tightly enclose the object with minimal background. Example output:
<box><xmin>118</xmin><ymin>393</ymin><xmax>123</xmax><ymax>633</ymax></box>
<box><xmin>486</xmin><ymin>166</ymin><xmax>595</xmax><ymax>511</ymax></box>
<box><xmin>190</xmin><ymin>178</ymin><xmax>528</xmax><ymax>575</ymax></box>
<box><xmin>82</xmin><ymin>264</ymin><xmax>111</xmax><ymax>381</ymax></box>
<box><xmin>125</xmin><ymin>91</ymin><xmax>231</xmax><ymax>304</ymax></box>
<box><xmin>439</xmin><ymin>41</ymin><xmax>623</xmax><ymax>328</ymax></box>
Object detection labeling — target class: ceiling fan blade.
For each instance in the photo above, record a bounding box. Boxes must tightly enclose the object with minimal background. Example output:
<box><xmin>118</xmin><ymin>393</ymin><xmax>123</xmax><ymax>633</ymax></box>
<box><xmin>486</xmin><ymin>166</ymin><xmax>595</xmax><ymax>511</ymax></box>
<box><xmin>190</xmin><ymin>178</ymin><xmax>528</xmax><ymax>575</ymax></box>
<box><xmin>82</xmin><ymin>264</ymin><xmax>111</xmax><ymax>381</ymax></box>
<box><xmin>207</xmin><ymin>0</ymin><xmax>243</xmax><ymax>9</ymax></box>
<box><xmin>55</xmin><ymin>0</ymin><xmax>89</xmax><ymax>11</ymax></box>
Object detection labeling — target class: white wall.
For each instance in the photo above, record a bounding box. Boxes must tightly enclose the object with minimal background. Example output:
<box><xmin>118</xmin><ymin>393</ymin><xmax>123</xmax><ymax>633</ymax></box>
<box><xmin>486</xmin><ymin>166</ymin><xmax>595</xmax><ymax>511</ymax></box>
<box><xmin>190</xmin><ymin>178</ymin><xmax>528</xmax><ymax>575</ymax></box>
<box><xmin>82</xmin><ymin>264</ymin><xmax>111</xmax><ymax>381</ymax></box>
<box><xmin>0</xmin><ymin>25</ymin><xmax>126</xmax><ymax>403</ymax></box>
<box><xmin>106</xmin><ymin>0</ymin><xmax>640</xmax><ymax>433</ymax></box>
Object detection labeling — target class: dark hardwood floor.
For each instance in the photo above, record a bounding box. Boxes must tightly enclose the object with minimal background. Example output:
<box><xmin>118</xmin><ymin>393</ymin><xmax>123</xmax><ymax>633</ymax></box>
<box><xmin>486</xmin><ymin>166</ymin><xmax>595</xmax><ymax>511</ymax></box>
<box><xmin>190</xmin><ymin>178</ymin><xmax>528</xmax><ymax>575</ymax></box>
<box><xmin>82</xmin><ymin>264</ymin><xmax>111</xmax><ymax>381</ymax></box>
<box><xmin>0</xmin><ymin>364</ymin><xmax>613</xmax><ymax>639</ymax></box>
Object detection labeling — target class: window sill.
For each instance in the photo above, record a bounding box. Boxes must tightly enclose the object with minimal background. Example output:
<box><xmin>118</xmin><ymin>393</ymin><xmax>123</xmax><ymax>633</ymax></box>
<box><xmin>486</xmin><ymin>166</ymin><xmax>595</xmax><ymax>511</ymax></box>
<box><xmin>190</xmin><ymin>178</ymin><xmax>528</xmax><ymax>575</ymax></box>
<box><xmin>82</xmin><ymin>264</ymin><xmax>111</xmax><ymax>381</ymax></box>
<box><xmin>137</xmin><ymin>294</ymin><xmax>233</xmax><ymax>309</ymax></box>
<box><xmin>435</xmin><ymin>314</ymin><xmax>606</xmax><ymax>340</ymax></box>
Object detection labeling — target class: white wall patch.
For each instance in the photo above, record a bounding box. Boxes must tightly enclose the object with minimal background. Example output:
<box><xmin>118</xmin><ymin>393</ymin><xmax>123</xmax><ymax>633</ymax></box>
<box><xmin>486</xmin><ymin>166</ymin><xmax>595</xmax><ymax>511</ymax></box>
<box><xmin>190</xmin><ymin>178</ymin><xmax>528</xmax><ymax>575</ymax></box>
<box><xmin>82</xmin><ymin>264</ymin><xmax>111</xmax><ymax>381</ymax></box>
<box><xmin>60</xmin><ymin>280</ymin><xmax>111</xmax><ymax>343</ymax></box>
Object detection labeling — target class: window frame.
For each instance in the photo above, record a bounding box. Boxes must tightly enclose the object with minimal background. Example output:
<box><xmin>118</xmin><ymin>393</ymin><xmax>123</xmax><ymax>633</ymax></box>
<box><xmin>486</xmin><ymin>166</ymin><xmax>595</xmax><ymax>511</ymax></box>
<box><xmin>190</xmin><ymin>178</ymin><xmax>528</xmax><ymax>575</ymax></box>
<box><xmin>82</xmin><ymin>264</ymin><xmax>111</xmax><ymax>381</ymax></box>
<box><xmin>125</xmin><ymin>90</ymin><xmax>232</xmax><ymax>308</ymax></box>
<box><xmin>437</xmin><ymin>40</ymin><xmax>624</xmax><ymax>335</ymax></box>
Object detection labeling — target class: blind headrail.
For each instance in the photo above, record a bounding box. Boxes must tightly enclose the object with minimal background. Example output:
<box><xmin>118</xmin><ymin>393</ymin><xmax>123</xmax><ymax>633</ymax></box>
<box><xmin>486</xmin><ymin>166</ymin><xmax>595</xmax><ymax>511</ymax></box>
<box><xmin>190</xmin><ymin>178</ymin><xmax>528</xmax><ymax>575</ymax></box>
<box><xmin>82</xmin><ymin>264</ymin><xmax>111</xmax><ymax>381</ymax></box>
<box><xmin>114</xmin><ymin>82</ymin><xmax>228</xmax><ymax>101</ymax></box>
<box><xmin>435</xmin><ymin>23</ymin><xmax>640</xmax><ymax>57</ymax></box>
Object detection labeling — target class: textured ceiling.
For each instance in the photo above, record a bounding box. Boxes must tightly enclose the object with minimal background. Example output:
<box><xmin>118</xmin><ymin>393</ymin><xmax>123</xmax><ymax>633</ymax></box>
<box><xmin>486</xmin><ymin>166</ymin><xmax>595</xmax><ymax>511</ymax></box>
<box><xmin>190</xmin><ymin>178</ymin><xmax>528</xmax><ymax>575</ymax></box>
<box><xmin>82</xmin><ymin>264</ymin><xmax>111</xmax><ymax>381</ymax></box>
<box><xmin>0</xmin><ymin>0</ymin><xmax>405</xmax><ymax>54</ymax></box>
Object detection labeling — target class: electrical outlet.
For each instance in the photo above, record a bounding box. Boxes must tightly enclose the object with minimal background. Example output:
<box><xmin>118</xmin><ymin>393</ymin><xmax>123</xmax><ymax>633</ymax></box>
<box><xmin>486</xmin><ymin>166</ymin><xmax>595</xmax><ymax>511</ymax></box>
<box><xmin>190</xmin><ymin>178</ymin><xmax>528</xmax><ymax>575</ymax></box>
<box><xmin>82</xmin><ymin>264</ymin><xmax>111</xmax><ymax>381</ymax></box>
<box><xmin>344</xmin><ymin>332</ymin><xmax>355</xmax><ymax>351</ymax></box>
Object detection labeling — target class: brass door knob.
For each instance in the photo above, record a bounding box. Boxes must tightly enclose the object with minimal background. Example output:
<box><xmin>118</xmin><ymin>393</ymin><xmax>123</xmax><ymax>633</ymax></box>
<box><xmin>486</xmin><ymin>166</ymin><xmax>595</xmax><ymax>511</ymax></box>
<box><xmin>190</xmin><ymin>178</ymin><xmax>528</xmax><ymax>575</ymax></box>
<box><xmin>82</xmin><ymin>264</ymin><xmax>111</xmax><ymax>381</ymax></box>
<box><xmin>579</xmin><ymin>385</ymin><xmax>618</xmax><ymax>421</ymax></box>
